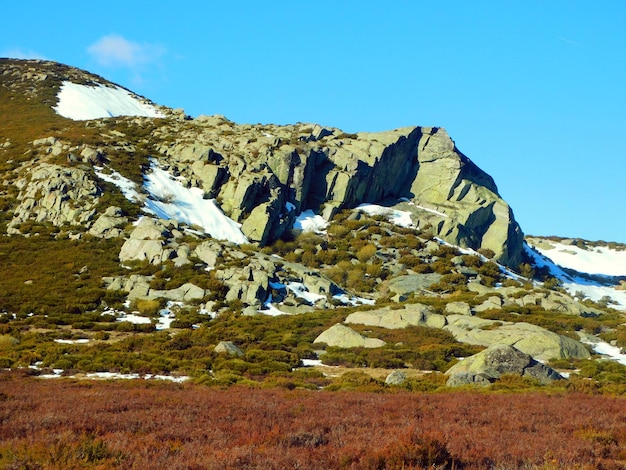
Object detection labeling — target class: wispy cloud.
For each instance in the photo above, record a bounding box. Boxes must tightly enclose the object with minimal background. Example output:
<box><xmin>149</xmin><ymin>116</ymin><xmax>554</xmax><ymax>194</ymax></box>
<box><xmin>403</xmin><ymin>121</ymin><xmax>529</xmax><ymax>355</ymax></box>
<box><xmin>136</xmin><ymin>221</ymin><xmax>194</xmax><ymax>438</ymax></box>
<box><xmin>557</xmin><ymin>36</ymin><xmax>584</xmax><ymax>48</ymax></box>
<box><xmin>87</xmin><ymin>34</ymin><xmax>165</xmax><ymax>68</ymax></box>
<box><xmin>1</xmin><ymin>48</ymin><xmax>48</xmax><ymax>60</ymax></box>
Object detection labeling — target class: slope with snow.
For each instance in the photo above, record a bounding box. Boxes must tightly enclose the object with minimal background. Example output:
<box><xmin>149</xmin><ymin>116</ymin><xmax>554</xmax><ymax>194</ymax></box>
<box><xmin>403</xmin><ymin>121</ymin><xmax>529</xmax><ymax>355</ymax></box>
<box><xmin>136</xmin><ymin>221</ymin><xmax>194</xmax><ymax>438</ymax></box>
<box><xmin>54</xmin><ymin>81</ymin><xmax>165</xmax><ymax>120</ymax></box>
<box><xmin>529</xmin><ymin>240</ymin><xmax>626</xmax><ymax>277</ymax></box>
<box><xmin>94</xmin><ymin>161</ymin><xmax>248</xmax><ymax>244</ymax></box>
<box><xmin>524</xmin><ymin>242</ymin><xmax>626</xmax><ymax>310</ymax></box>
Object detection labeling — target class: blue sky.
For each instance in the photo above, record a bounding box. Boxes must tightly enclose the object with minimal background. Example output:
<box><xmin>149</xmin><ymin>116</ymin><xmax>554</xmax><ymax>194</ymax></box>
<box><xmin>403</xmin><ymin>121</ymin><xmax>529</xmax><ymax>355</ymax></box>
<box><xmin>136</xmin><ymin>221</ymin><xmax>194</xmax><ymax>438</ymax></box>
<box><xmin>2</xmin><ymin>1</ymin><xmax>625</xmax><ymax>242</ymax></box>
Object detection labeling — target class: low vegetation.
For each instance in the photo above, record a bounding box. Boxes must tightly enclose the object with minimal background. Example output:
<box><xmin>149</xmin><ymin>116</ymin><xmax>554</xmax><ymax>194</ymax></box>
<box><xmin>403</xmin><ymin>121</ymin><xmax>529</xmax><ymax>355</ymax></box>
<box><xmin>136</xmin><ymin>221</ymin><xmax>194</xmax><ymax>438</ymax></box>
<box><xmin>1</xmin><ymin>373</ymin><xmax>625</xmax><ymax>469</ymax></box>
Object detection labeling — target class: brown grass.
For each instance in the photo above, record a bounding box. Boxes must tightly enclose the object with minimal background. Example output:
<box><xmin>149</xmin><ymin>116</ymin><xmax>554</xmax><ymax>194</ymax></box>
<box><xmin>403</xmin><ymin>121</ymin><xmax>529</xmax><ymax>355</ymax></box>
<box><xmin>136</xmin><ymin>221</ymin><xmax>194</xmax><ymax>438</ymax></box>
<box><xmin>0</xmin><ymin>371</ymin><xmax>625</xmax><ymax>469</ymax></box>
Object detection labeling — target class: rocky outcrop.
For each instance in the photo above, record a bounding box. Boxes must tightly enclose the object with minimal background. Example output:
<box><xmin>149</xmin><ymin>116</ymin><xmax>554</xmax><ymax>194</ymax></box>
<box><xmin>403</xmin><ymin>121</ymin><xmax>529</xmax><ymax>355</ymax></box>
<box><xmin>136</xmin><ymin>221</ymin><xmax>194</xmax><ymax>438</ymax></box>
<box><xmin>157</xmin><ymin>120</ymin><xmax>524</xmax><ymax>267</ymax></box>
<box><xmin>313</xmin><ymin>324</ymin><xmax>385</xmax><ymax>349</ymax></box>
<box><xmin>7</xmin><ymin>163</ymin><xmax>100</xmax><ymax>234</ymax></box>
<box><xmin>445</xmin><ymin>344</ymin><xmax>563</xmax><ymax>387</ymax></box>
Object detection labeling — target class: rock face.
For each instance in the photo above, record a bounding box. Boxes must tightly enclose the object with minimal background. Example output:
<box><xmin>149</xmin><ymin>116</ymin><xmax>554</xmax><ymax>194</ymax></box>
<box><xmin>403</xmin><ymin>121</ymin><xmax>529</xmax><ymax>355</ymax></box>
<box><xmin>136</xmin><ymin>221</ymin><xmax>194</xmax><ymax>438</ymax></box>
<box><xmin>157</xmin><ymin>121</ymin><xmax>524</xmax><ymax>267</ymax></box>
<box><xmin>445</xmin><ymin>344</ymin><xmax>563</xmax><ymax>387</ymax></box>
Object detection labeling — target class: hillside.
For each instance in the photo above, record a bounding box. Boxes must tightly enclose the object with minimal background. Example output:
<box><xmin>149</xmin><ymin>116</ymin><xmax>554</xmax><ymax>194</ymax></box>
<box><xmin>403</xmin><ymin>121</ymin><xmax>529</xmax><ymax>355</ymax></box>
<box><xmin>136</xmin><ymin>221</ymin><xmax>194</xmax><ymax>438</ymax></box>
<box><xmin>0</xmin><ymin>58</ymin><xmax>625</xmax><ymax>392</ymax></box>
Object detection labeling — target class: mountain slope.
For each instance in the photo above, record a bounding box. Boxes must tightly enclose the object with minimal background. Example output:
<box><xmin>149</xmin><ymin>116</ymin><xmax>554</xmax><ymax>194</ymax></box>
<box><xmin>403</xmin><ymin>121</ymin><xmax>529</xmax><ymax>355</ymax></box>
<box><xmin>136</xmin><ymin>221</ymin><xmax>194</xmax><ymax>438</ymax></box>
<box><xmin>0</xmin><ymin>59</ymin><xmax>625</xmax><ymax>389</ymax></box>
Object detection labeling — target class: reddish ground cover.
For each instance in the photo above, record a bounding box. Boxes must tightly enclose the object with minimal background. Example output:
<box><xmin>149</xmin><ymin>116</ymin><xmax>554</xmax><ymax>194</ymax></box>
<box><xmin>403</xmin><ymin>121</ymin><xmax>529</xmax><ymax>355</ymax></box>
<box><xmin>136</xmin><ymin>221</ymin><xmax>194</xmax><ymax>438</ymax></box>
<box><xmin>1</xmin><ymin>372</ymin><xmax>625</xmax><ymax>469</ymax></box>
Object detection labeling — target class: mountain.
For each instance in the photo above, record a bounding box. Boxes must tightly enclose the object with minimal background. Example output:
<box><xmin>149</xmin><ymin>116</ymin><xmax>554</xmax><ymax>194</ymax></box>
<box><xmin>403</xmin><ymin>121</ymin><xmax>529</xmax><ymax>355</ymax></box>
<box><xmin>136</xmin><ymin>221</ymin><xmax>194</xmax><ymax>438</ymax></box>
<box><xmin>0</xmin><ymin>58</ymin><xmax>624</xmax><ymax>388</ymax></box>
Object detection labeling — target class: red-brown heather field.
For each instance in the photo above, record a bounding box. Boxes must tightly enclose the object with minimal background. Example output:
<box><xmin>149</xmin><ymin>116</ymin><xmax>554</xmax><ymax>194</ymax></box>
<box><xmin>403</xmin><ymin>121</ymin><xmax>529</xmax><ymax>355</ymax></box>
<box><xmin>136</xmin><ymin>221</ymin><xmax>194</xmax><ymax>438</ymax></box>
<box><xmin>1</xmin><ymin>371</ymin><xmax>625</xmax><ymax>469</ymax></box>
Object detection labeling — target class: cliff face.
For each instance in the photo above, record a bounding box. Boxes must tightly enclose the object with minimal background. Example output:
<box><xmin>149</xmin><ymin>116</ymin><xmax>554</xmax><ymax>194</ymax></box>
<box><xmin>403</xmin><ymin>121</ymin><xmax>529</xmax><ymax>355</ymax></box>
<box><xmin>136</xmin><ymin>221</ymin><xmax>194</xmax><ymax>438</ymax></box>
<box><xmin>0</xmin><ymin>59</ymin><xmax>523</xmax><ymax>268</ymax></box>
<box><xmin>157</xmin><ymin>119</ymin><xmax>523</xmax><ymax>267</ymax></box>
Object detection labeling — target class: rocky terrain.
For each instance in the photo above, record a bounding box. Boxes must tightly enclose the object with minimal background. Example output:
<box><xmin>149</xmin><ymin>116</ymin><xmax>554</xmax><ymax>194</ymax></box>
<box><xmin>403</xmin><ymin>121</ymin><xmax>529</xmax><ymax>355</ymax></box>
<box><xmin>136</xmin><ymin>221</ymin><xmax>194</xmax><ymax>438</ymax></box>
<box><xmin>0</xmin><ymin>58</ymin><xmax>625</xmax><ymax>390</ymax></box>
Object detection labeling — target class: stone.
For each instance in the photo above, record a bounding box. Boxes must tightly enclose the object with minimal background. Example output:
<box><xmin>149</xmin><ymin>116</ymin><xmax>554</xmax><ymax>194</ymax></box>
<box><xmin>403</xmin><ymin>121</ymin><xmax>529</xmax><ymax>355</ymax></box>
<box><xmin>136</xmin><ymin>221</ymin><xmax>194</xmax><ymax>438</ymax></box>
<box><xmin>385</xmin><ymin>370</ymin><xmax>407</xmax><ymax>386</ymax></box>
<box><xmin>445</xmin><ymin>301</ymin><xmax>472</xmax><ymax>315</ymax></box>
<box><xmin>387</xmin><ymin>274</ymin><xmax>443</xmax><ymax>299</ymax></box>
<box><xmin>214</xmin><ymin>341</ymin><xmax>244</xmax><ymax>357</ymax></box>
<box><xmin>444</xmin><ymin>315</ymin><xmax>591</xmax><ymax>362</ymax></box>
<box><xmin>345</xmin><ymin>304</ymin><xmax>446</xmax><ymax>329</ymax></box>
<box><xmin>445</xmin><ymin>344</ymin><xmax>563</xmax><ymax>386</ymax></box>
<box><xmin>313</xmin><ymin>324</ymin><xmax>385</xmax><ymax>349</ymax></box>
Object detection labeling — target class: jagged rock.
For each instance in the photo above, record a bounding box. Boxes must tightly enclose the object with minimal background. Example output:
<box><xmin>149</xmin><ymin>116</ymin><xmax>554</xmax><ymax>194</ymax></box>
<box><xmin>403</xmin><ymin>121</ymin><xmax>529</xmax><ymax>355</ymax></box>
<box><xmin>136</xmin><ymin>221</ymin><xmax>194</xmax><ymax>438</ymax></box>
<box><xmin>150</xmin><ymin>283</ymin><xmax>205</xmax><ymax>302</ymax></box>
<box><xmin>214</xmin><ymin>341</ymin><xmax>244</xmax><ymax>357</ymax></box>
<box><xmin>445</xmin><ymin>344</ymin><xmax>563</xmax><ymax>386</ymax></box>
<box><xmin>216</xmin><ymin>257</ymin><xmax>277</xmax><ymax>306</ymax></box>
<box><xmin>385</xmin><ymin>370</ymin><xmax>407</xmax><ymax>386</ymax></box>
<box><xmin>345</xmin><ymin>304</ymin><xmax>446</xmax><ymax>329</ymax></box>
<box><xmin>474</xmin><ymin>296</ymin><xmax>503</xmax><ymax>312</ymax></box>
<box><xmin>313</xmin><ymin>324</ymin><xmax>385</xmax><ymax>349</ymax></box>
<box><xmin>193</xmin><ymin>240</ymin><xmax>221</xmax><ymax>267</ymax></box>
<box><xmin>512</xmin><ymin>290</ymin><xmax>603</xmax><ymax>317</ymax></box>
<box><xmin>444</xmin><ymin>315</ymin><xmax>591</xmax><ymax>361</ymax></box>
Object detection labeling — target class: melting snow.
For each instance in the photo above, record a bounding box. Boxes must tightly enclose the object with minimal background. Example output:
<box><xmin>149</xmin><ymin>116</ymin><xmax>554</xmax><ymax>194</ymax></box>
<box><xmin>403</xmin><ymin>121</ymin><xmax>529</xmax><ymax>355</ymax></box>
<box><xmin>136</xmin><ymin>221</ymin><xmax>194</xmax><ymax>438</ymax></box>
<box><xmin>583</xmin><ymin>339</ymin><xmax>626</xmax><ymax>366</ymax></box>
<box><xmin>94</xmin><ymin>161</ymin><xmax>247</xmax><ymax>244</ymax></box>
<box><xmin>530</xmin><ymin>241</ymin><xmax>626</xmax><ymax>277</ymax></box>
<box><xmin>524</xmin><ymin>243</ymin><xmax>626</xmax><ymax>310</ymax></box>
<box><xmin>143</xmin><ymin>161</ymin><xmax>248</xmax><ymax>244</ymax></box>
<box><xmin>294</xmin><ymin>210</ymin><xmax>328</xmax><ymax>232</ymax></box>
<box><xmin>54</xmin><ymin>81</ymin><xmax>165</xmax><ymax>120</ymax></box>
<box><xmin>357</xmin><ymin>203</ymin><xmax>415</xmax><ymax>228</ymax></box>
<box><xmin>94</xmin><ymin>166</ymin><xmax>141</xmax><ymax>201</ymax></box>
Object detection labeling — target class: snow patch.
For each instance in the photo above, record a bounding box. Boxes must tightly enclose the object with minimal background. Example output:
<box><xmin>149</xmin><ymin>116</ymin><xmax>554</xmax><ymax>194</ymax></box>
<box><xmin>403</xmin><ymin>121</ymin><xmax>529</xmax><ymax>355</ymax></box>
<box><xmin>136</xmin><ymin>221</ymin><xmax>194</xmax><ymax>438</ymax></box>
<box><xmin>357</xmin><ymin>203</ymin><xmax>415</xmax><ymax>228</ymax></box>
<box><xmin>294</xmin><ymin>210</ymin><xmax>328</xmax><ymax>232</ymax></box>
<box><xmin>530</xmin><ymin>241</ymin><xmax>626</xmax><ymax>277</ymax></box>
<box><xmin>54</xmin><ymin>81</ymin><xmax>165</xmax><ymax>120</ymax></box>
<box><xmin>143</xmin><ymin>161</ymin><xmax>248</xmax><ymax>244</ymax></box>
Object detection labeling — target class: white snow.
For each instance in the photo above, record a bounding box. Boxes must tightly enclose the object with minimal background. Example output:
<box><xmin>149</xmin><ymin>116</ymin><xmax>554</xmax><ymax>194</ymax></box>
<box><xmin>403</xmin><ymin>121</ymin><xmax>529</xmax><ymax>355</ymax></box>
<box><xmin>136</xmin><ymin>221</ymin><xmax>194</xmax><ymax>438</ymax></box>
<box><xmin>530</xmin><ymin>241</ymin><xmax>626</xmax><ymax>277</ymax></box>
<box><xmin>116</xmin><ymin>313</ymin><xmax>152</xmax><ymax>325</ymax></box>
<box><xmin>524</xmin><ymin>243</ymin><xmax>626</xmax><ymax>310</ymax></box>
<box><xmin>357</xmin><ymin>203</ymin><xmax>415</xmax><ymax>228</ymax></box>
<box><xmin>54</xmin><ymin>339</ymin><xmax>90</xmax><ymax>344</ymax></box>
<box><xmin>54</xmin><ymin>81</ymin><xmax>164</xmax><ymax>120</ymax></box>
<box><xmin>294</xmin><ymin>210</ymin><xmax>328</xmax><ymax>232</ymax></box>
<box><xmin>94</xmin><ymin>166</ymin><xmax>141</xmax><ymax>201</ymax></box>
<box><xmin>143</xmin><ymin>161</ymin><xmax>248</xmax><ymax>244</ymax></box>
<box><xmin>301</xmin><ymin>359</ymin><xmax>323</xmax><ymax>367</ymax></box>
<box><xmin>332</xmin><ymin>293</ymin><xmax>375</xmax><ymax>306</ymax></box>
<box><xmin>582</xmin><ymin>339</ymin><xmax>626</xmax><ymax>366</ymax></box>
<box><xmin>94</xmin><ymin>160</ymin><xmax>248</xmax><ymax>244</ymax></box>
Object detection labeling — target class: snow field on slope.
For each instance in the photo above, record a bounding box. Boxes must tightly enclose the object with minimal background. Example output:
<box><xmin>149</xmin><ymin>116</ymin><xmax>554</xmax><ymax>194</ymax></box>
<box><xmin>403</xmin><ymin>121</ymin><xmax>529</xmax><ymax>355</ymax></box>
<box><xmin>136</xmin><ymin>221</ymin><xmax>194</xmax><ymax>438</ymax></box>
<box><xmin>531</xmin><ymin>241</ymin><xmax>626</xmax><ymax>277</ymax></box>
<box><xmin>54</xmin><ymin>81</ymin><xmax>165</xmax><ymax>120</ymax></box>
<box><xmin>524</xmin><ymin>244</ymin><xmax>626</xmax><ymax>310</ymax></box>
<box><xmin>143</xmin><ymin>162</ymin><xmax>248</xmax><ymax>244</ymax></box>
<box><xmin>95</xmin><ymin>162</ymin><xmax>248</xmax><ymax>244</ymax></box>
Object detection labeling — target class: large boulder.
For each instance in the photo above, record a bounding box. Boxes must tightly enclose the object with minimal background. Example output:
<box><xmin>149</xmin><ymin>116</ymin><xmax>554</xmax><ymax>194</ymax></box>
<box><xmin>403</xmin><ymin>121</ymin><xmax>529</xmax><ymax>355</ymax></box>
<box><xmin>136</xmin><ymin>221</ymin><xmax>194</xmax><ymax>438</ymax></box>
<box><xmin>313</xmin><ymin>324</ymin><xmax>385</xmax><ymax>349</ymax></box>
<box><xmin>345</xmin><ymin>304</ymin><xmax>446</xmax><ymax>329</ymax></box>
<box><xmin>445</xmin><ymin>344</ymin><xmax>563</xmax><ymax>386</ymax></box>
<box><xmin>444</xmin><ymin>315</ymin><xmax>590</xmax><ymax>362</ymax></box>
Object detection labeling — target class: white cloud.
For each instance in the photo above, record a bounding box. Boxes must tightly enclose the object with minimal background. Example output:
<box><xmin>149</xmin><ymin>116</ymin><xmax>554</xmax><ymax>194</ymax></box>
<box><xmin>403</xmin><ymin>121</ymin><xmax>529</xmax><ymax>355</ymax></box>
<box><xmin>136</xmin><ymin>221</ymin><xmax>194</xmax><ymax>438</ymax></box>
<box><xmin>2</xmin><ymin>48</ymin><xmax>47</xmax><ymax>60</ymax></box>
<box><xmin>87</xmin><ymin>34</ymin><xmax>164</xmax><ymax>68</ymax></box>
